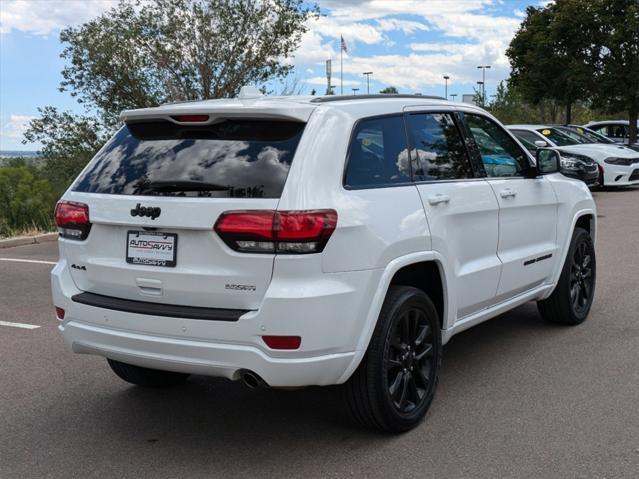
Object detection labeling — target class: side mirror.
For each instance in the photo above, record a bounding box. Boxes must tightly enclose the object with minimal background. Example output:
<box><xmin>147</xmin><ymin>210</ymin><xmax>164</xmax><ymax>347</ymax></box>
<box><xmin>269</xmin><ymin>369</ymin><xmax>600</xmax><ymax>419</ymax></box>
<box><xmin>534</xmin><ymin>140</ymin><xmax>548</xmax><ymax>147</ymax></box>
<box><xmin>536</xmin><ymin>148</ymin><xmax>561</xmax><ymax>175</ymax></box>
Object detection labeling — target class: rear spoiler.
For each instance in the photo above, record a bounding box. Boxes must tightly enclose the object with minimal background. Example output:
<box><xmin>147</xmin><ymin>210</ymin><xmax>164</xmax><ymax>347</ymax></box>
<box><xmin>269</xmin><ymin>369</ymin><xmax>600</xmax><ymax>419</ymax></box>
<box><xmin>120</xmin><ymin>100</ymin><xmax>315</xmax><ymax>124</ymax></box>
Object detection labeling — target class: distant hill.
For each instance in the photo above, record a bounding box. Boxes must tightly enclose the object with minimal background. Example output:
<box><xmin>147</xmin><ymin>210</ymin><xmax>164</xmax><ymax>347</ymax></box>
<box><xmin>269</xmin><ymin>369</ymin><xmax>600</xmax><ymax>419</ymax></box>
<box><xmin>0</xmin><ymin>150</ymin><xmax>41</xmax><ymax>158</ymax></box>
<box><xmin>0</xmin><ymin>150</ymin><xmax>42</xmax><ymax>166</ymax></box>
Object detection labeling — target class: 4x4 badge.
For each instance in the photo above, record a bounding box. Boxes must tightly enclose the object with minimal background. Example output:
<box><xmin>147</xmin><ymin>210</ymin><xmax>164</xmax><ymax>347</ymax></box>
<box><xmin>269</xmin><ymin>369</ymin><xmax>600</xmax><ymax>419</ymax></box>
<box><xmin>130</xmin><ymin>203</ymin><xmax>161</xmax><ymax>220</ymax></box>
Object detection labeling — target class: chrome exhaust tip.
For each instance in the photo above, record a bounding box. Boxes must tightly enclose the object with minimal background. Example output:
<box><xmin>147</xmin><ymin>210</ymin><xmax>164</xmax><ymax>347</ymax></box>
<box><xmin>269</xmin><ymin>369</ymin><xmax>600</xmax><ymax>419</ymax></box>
<box><xmin>241</xmin><ymin>370</ymin><xmax>266</xmax><ymax>389</ymax></box>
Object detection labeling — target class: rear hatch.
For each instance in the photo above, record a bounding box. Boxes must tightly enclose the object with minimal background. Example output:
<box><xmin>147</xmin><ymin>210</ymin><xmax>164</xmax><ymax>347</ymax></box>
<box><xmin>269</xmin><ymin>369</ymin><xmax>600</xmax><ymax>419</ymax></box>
<box><xmin>60</xmin><ymin>114</ymin><xmax>307</xmax><ymax>310</ymax></box>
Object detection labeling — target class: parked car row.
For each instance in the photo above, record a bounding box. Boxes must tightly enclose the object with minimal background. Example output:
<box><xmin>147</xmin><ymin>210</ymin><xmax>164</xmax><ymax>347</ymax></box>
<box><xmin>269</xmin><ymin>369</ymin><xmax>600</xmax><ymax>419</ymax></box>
<box><xmin>508</xmin><ymin>124</ymin><xmax>639</xmax><ymax>187</ymax></box>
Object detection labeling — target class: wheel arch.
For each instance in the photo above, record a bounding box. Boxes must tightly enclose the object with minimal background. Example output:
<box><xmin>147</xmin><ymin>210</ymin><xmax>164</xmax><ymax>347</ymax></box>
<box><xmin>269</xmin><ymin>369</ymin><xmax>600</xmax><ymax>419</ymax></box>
<box><xmin>337</xmin><ymin>252</ymin><xmax>450</xmax><ymax>384</ymax></box>
<box><xmin>575</xmin><ymin>212</ymin><xmax>596</xmax><ymax>242</ymax></box>
<box><xmin>387</xmin><ymin>262</ymin><xmax>446</xmax><ymax>330</ymax></box>
<box><xmin>542</xmin><ymin>208</ymin><xmax>597</xmax><ymax>300</ymax></box>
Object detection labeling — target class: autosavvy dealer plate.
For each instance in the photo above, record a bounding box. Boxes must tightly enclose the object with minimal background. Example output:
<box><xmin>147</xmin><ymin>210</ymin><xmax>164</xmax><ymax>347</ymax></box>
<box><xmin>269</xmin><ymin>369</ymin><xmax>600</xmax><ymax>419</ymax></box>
<box><xmin>126</xmin><ymin>231</ymin><xmax>177</xmax><ymax>267</ymax></box>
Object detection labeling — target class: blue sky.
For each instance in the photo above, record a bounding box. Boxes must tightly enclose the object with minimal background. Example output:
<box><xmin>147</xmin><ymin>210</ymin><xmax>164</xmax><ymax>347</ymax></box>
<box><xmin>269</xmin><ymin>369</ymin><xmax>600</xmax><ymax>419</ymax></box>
<box><xmin>0</xmin><ymin>0</ymin><xmax>538</xmax><ymax>151</ymax></box>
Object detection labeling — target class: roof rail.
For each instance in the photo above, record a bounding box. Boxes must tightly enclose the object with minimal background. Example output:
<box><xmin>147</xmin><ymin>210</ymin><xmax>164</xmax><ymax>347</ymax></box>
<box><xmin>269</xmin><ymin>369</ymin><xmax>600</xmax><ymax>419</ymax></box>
<box><xmin>310</xmin><ymin>94</ymin><xmax>447</xmax><ymax>103</ymax></box>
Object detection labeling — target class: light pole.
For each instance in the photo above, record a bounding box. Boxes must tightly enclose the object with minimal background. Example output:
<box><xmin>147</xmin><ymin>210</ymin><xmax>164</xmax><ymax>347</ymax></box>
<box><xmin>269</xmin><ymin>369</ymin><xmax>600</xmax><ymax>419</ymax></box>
<box><xmin>352</xmin><ymin>88</ymin><xmax>359</xmax><ymax>95</ymax></box>
<box><xmin>363</xmin><ymin>71</ymin><xmax>373</xmax><ymax>94</ymax></box>
<box><xmin>476</xmin><ymin>81</ymin><xmax>484</xmax><ymax>106</ymax></box>
<box><xmin>450</xmin><ymin>93</ymin><xmax>458</xmax><ymax>102</ymax></box>
<box><xmin>443</xmin><ymin>75</ymin><xmax>450</xmax><ymax>99</ymax></box>
<box><xmin>477</xmin><ymin>65</ymin><xmax>491</xmax><ymax>104</ymax></box>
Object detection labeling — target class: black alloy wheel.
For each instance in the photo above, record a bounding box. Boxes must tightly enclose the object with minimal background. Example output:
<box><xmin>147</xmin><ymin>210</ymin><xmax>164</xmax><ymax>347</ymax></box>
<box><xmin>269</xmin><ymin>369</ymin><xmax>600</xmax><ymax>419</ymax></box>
<box><xmin>569</xmin><ymin>238</ymin><xmax>594</xmax><ymax>316</ymax></box>
<box><xmin>537</xmin><ymin>227</ymin><xmax>596</xmax><ymax>325</ymax></box>
<box><xmin>386</xmin><ymin>308</ymin><xmax>435</xmax><ymax>414</ymax></box>
<box><xmin>345</xmin><ymin>286</ymin><xmax>442</xmax><ymax>432</ymax></box>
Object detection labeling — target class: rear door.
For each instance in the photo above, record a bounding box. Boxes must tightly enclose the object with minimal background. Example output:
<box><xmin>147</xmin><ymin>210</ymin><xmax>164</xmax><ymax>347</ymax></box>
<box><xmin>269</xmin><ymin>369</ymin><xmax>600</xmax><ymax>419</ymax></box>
<box><xmin>61</xmin><ymin>117</ymin><xmax>305</xmax><ymax>310</ymax></box>
<box><xmin>405</xmin><ymin>110</ymin><xmax>502</xmax><ymax>320</ymax></box>
<box><xmin>462</xmin><ymin>113</ymin><xmax>558</xmax><ymax>299</ymax></box>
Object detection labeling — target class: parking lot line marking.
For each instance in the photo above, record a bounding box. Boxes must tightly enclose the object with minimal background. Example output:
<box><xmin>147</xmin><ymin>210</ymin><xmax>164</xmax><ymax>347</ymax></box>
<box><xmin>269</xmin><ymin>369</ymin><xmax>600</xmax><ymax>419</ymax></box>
<box><xmin>0</xmin><ymin>258</ymin><xmax>56</xmax><ymax>265</ymax></box>
<box><xmin>0</xmin><ymin>320</ymin><xmax>40</xmax><ymax>330</ymax></box>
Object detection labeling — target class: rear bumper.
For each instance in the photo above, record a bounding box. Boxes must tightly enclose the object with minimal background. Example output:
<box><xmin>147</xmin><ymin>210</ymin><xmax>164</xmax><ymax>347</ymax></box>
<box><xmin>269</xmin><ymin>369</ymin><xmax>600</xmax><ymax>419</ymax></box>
<box><xmin>59</xmin><ymin>320</ymin><xmax>355</xmax><ymax>387</ymax></box>
<box><xmin>52</xmin><ymin>258</ymin><xmax>380</xmax><ymax>387</ymax></box>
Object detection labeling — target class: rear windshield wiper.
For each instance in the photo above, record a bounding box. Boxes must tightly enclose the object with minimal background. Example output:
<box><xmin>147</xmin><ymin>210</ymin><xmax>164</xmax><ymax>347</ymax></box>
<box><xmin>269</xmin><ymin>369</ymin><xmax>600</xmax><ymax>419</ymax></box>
<box><xmin>142</xmin><ymin>180</ymin><xmax>231</xmax><ymax>192</ymax></box>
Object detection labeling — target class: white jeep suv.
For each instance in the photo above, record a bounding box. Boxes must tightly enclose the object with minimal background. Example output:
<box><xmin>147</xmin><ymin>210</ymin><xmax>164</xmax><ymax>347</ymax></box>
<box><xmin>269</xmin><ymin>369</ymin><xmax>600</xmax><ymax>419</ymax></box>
<box><xmin>52</xmin><ymin>94</ymin><xmax>597</xmax><ymax>432</ymax></box>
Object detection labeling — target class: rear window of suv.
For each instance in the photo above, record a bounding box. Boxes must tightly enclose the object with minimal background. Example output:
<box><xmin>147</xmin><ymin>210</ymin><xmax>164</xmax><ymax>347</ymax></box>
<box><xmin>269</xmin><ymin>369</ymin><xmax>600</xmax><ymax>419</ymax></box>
<box><xmin>72</xmin><ymin>119</ymin><xmax>305</xmax><ymax>198</ymax></box>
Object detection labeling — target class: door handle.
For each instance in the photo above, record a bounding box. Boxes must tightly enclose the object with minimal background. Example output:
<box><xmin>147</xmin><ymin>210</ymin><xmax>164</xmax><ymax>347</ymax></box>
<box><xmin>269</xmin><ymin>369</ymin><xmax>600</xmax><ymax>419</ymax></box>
<box><xmin>499</xmin><ymin>188</ymin><xmax>517</xmax><ymax>199</ymax></box>
<box><xmin>427</xmin><ymin>194</ymin><xmax>451</xmax><ymax>206</ymax></box>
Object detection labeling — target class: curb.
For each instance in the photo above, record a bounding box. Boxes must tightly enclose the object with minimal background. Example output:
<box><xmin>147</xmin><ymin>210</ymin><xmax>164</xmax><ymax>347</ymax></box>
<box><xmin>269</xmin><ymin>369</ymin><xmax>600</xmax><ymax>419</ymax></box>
<box><xmin>0</xmin><ymin>232</ymin><xmax>58</xmax><ymax>249</ymax></box>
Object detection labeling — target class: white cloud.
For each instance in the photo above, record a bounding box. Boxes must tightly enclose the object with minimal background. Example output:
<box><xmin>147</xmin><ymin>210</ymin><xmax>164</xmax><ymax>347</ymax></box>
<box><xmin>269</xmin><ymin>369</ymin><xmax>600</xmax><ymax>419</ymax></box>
<box><xmin>0</xmin><ymin>0</ymin><xmax>115</xmax><ymax>35</ymax></box>
<box><xmin>376</xmin><ymin>18</ymin><xmax>429</xmax><ymax>34</ymax></box>
<box><xmin>319</xmin><ymin>0</ymin><xmax>494</xmax><ymax>21</ymax></box>
<box><xmin>425</xmin><ymin>12</ymin><xmax>519</xmax><ymax>44</ymax></box>
<box><xmin>0</xmin><ymin>114</ymin><xmax>38</xmax><ymax>150</ymax></box>
<box><xmin>290</xmin><ymin>0</ymin><xmax>522</xmax><ymax>92</ymax></box>
<box><xmin>0</xmin><ymin>0</ymin><xmax>524</xmax><ymax>97</ymax></box>
<box><xmin>3</xmin><ymin>114</ymin><xmax>35</xmax><ymax>139</ymax></box>
<box><xmin>305</xmin><ymin>76</ymin><xmax>360</xmax><ymax>87</ymax></box>
<box><xmin>313</xmin><ymin>15</ymin><xmax>385</xmax><ymax>45</ymax></box>
<box><xmin>287</xmin><ymin>29</ymin><xmax>336</xmax><ymax>67</ymax></box>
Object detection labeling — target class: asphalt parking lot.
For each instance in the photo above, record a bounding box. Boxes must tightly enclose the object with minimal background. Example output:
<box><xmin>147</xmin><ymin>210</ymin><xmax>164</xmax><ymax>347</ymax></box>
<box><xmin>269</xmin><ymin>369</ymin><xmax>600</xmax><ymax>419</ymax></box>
<box><xmin>1</xmin><ymin>187</ymin><xmax>638</xmax><ymax>479</ymax></box>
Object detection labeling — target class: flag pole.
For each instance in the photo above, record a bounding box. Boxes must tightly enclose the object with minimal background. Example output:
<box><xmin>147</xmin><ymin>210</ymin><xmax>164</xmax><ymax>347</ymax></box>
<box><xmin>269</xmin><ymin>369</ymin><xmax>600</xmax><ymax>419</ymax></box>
<box><xmin>340</xmin><ymin>43</ymin><xmax>343</xmax><ymax>95</ymax></box>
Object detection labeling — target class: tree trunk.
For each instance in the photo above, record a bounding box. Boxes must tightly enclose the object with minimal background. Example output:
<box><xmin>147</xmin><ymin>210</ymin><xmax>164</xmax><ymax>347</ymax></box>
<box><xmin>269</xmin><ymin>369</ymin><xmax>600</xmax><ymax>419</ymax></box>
<box><xmin>629</xmin><ymin>106</ymin><xmax>638</xmax><ymax>145</ymax></box>
<box><xmin>565</xmin><ymin>102</ymin><xmax>572</xmax><ymax>124</ymax></box>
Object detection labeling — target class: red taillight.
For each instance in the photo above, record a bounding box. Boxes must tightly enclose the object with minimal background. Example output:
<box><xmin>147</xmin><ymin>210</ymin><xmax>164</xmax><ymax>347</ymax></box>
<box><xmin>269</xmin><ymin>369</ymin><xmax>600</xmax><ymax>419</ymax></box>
<box><xmin>214</xmin><ymin>210</ymin><xmax>337</xmax><ymax>254</ymax></box>
<box><xmin>171</xmin><ymin>115</ymin><xmax>209</xmax><ymax>123</ymax></box>
<box><xmin>262</xmin><ymin>335</ymin><xmax>301</xmax><ymax>350</ymax></box>
<box><xmin>54</xmin><ymin>201</ymin><xmax>91</xmax><ymax>240</ymax></box>
<box><xmin>55</xmin><ymin>307</ymin><xmax>65</xmax><ymax>320</ymax></box>
<box><xmin>215</xmin><ymin>211</ymin><xmax>275</xmax><ymax>239</ymax></box>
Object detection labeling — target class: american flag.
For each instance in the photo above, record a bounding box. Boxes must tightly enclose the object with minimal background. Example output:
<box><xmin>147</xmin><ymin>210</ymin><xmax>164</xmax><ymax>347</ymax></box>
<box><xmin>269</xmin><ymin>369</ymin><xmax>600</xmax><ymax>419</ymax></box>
<box><xmin>340</xmin><ymin>35</ymin><xmax>348</xmax><ymax>53</ymax></box>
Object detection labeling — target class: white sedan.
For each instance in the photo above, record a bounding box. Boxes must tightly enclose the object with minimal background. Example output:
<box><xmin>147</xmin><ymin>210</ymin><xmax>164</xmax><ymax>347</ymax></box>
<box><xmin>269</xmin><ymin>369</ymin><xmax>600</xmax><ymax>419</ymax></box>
<box><xmin>584</xmin><ymin>120</ymin><xmax>639</xmax><ymax>145</ymax></box>
<box><xmin>508</xmin><ymin>124</ymin><xmax>639</xmax><ymax>187</ymax></box>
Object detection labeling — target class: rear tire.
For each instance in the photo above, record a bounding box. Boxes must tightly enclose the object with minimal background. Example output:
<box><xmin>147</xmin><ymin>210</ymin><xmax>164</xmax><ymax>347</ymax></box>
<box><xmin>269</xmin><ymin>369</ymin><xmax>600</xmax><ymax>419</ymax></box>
<box><xmin>107</xmin><ymin>359</ymin><xmax>189</xmax><ymax>388</ymax></box>
<box><xmin>344</xmin><ymin>286</ymin><xmax>442</xmax><ymax>433</ymax></box>
<box><xmin>537</xmin><ymin>227</ymin><xmax>596</xmax><ymax>325</ymax></box>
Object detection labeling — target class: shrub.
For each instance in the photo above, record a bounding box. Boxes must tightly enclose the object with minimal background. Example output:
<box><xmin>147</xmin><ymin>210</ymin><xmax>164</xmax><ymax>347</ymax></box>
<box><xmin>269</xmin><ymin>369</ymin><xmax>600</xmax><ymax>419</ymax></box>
<box><xmin>0</xmin><ymin>167</ymin><xmax>56</xmax><ymax>237</ymax></box>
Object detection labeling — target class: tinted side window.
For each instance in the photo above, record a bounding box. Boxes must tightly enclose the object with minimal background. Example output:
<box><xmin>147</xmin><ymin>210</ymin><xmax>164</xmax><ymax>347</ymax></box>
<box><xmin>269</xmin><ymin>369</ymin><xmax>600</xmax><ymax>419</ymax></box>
<box><xmin>511</xmin><ymin>130</ymin><xmax>542</xmax><ymax>152</ymax></box>
<box><xmin>344</xmin><ymin>116</ymin><xmax>410</xmax><ymax>188</ymax></box>
<box><xmin>465</xmin><ymin>114</ymin><xmax>529</xmax><ymax>178</ymax></box>
<box><xmin>610</xmin><ymin>125</ymin><xmax>628</xmax><ymax>139</ymax></box>
<box><xmin>406</xmin><ymin>113</ymin><xmax>473</xmax><ymax>180</ymax></box>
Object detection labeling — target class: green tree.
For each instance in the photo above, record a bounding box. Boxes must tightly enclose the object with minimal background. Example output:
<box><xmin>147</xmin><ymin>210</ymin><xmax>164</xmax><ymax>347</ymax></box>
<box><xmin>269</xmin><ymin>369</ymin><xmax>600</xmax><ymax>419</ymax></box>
<box><xmin>507</xmin><ymin>1</ymin><xmax>595</xmax><ymax>123</ymax></box>
<box><xmin>58</xmin><ymin>0</ymin><xmax>318</xmax><ymax>127</ymax></box>
<box><xmin>588</xmin><ymin>0</ymin><xmax>639</xmax><ymax>143</ymax></box>
<box><xmin>380</xmin><ymin>86</ymin><xmax>398</xmax><ymax>94</ymax></box>
<box><xmin>489</xmin><ymin>81</ymin><xmax>597</xmax><ymax>125</ymax></box>
<box><xmin>507</xmin><ymin>0</ymin><xmax>639</xmax><ymax>139</ymax></box>
<box><xmin>0</xmin><ymin>167</ymin><xmax>56</xmax><ymax>237</ymax></box>
<box><xmin>23</xmin><ymin>107</ymin><xmax>109</xmax><ymax>195</ymax></box>
<box><xmin>24</xmin><ymin>0</ymin><xmax>318</xmax><ymax>190</ymax></box>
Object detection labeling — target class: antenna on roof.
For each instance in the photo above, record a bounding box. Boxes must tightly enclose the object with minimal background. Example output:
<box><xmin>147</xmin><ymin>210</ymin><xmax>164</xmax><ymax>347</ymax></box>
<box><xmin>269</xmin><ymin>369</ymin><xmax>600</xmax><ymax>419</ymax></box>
<box><xmin>238</xmin><ymin>86</ymin><xmax>263</xmax><ymax>99</ymax></box>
